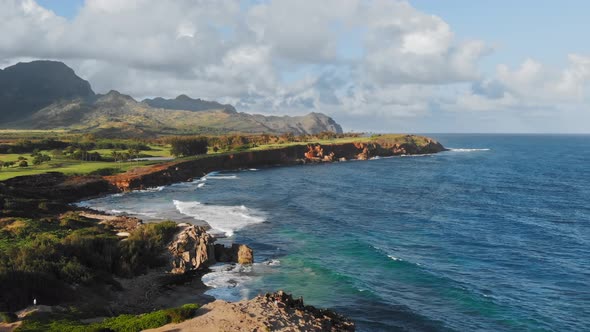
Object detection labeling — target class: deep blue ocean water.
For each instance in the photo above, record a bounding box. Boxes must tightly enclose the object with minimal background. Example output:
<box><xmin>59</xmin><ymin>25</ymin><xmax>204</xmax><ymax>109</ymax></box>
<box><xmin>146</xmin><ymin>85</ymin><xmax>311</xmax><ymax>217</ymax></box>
<box><xmin>80</xmin><ymin>134</ymin><xmax>590</xmax><ymax>331</ymax></box>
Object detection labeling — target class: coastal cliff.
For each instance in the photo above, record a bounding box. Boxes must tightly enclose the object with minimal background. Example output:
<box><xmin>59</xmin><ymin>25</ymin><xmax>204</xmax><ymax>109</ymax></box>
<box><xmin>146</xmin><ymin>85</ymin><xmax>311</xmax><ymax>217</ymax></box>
<box><xmin>106</xmin><ymin>135</ymin><xmax>445</xmax><ymax>191</ymax></box>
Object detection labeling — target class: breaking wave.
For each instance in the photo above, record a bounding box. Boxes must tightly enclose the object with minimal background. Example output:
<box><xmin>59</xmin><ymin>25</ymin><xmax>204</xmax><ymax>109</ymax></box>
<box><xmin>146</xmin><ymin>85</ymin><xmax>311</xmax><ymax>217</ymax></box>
<box><xmin>173</xmin><ymin>200</ymin><xmax>266</xmax><ymax>236</ymax></box>
<box><xmin>448</xmin><ymin>148</ymin><xmax>491</xmax><ymax>152</ymax></box>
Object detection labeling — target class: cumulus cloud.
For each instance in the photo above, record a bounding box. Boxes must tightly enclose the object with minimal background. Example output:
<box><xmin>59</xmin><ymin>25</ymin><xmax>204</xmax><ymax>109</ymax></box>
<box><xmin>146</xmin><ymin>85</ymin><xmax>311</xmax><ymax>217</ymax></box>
<box><xmin>448</xmin><ymin>54</ymin><xmax>590</xmax><ymax>114</ymax></box>
<box><xmin>0</xmin><ymin>0</ymin><xmax>588</xmax><ymax>132</ymax></box>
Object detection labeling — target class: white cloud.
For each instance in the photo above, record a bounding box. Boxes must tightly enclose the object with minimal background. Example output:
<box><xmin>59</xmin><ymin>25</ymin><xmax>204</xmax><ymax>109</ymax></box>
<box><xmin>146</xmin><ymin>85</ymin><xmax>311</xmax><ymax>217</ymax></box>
<box><xmin>0</xmin><ymin>0</ymin><xmax>589</xmax><ymax>132</ymax></box>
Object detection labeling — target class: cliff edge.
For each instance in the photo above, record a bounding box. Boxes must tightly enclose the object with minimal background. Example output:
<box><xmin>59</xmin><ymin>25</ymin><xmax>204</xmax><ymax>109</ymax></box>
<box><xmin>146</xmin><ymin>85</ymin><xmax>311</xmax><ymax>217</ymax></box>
<box><xmin>106</xmin><ymin>134</ymin><xmax>446</xmax><ymax>191</ymax></box>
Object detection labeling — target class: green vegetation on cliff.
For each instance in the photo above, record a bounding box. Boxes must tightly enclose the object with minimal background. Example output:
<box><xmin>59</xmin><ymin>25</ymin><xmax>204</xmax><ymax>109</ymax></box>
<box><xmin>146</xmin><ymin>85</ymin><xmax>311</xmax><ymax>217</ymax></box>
<box><xmin>16</xmin><ymin>303</ymin><xmax>200</xmax><ymax>332</ymax></box>
<box><xmin>0</xmin><ymin>131</ymin><xmax>364</xmax><ymax>181</ymax></box>
<box><xmin>0</xmin><ymin>213</ymin><xmax>178</xmax><ymax>312</ymax></box>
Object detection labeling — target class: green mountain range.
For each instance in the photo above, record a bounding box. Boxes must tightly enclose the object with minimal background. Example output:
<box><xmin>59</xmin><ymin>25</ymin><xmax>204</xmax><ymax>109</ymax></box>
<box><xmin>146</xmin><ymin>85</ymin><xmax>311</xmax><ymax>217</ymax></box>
<box><xmin>0</xmin><ymin>61</ymin><xmax>343</xmax><ymax>137</ymax></box>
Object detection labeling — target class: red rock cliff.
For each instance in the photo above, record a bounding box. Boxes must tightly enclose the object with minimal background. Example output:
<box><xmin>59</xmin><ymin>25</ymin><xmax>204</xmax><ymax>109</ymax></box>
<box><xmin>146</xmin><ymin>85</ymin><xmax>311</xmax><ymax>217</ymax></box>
<box><xmin>106</xmin><ymin>135</ymin><xmax>445</xmax><ymax>191</ymax></box>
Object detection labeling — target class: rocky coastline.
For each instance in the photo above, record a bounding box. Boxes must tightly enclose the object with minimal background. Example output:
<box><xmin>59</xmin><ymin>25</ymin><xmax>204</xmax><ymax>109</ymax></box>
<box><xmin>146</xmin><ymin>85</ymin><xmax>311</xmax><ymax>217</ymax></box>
<box><xmin>0</xmin><ymin>135</ymin><xmax>445</xmax><ymax>331</ymax></box>
<box><xmin>106</xmin><ymin>136</ymin><xmax>446</xmax><ymax>191</ymax></box>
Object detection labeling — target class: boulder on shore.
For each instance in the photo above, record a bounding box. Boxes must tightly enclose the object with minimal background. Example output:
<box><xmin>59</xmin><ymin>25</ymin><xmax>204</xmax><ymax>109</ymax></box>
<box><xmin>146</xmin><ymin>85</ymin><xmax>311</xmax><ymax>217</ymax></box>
<box><xmin>168</xmin><ymin>225</ymin><xmax>253</xmax><ymax>274</ymax></box>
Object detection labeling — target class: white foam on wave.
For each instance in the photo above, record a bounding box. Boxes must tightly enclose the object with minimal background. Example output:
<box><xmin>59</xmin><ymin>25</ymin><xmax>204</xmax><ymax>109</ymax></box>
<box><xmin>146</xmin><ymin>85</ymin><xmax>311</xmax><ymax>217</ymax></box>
<box><xmin>202</xmin><ymin>264</ymin><xmax>255</xmax><ymax>301</ymax></box>
<box><xmin>387</xmin><ymin>255</ymin><xmax>402</xmax><ymax>261</ymax></box>
<box><xmin>173</xmin><ymin>200</ymin><xmax>266</xmax><ymax>236</ymax></box>
<box><xmin>448</xmin><ymin>148</ymin><xmax>490</xmax><ymax>152</ymax></box>
<box><xmin>400</xmin><ymin>153</ymin><xmax>434</xmax><ymax>157</ymax></box>
<box><xmin>202</xmin><ymin>259</ymin><xmax>280</xmax><ymax>301</ymax></box>
<box><xmin>249</xmin><ymin>168</ymin><xmax>259</xmax><ymax>171</ymax></box>
<box><xmin>264</xmin><ymin>259</ymin><xmax>281</xmax><ymax>266</ymax></box>
<box><xmin>369</xmin><ymin>156</ymin><xmax>395</xmax><ymax>160</ymax></box>
<box><xmin>136</xmin><ymin>186</ymin><xmax>166</xmax><ymax>193</ymax></box>
<box><xmin>202</xmin><ymin>171</ymin><xmax>238</xmax><ymax>180</ymax></box>
<box><xmin>207</xmin><ymin>175</ymin><xmax>238</xmax><ymax>179</ymax></box>
<box><xmin>197</xmin><ymin>183</ymin><xmax>205</xmax><ymax>188</ymax></box>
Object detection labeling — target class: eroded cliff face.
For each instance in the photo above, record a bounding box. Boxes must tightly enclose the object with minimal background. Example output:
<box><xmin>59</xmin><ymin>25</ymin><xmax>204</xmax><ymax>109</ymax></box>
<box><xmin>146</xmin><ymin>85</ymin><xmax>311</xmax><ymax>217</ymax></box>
<box><xmin>0</xmin><ymin>172</ymin><xmax>112</xmax><ymax>217</ymax></box>
<box><xmin>106</xmin><ymin>135</ymin><xmax>446</xmax><ymax>191</ymax></box>
<box><xmin>168</xmin><ymin>225</ymin><xmax>253</xmax><ymax>274</ymax></box>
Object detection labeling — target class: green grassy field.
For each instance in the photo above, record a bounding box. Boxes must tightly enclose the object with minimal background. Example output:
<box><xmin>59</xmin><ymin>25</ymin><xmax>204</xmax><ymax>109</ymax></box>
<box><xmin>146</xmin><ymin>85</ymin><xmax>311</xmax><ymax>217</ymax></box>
<box><xmin>0</xmin><ymin>133</ymin><xmax>428</xmax><ymax>181</ymax></box>
<box><xmin>0</xmin><ymin>159</ymin><xmax>159</xmax><ymax>181</ymax></box>
<box><xmin>88</xmin><ymin>144</ymin><xmax>172</xmax><ymax>158</ymax></box>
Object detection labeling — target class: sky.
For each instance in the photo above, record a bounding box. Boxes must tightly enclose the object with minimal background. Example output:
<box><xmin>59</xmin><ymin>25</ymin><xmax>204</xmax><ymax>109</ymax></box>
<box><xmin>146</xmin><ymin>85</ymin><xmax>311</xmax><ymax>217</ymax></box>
<box><xmin>1</xmin><ymin>0</ymin><xmax>590</xmax><ymax>133</ymax></box>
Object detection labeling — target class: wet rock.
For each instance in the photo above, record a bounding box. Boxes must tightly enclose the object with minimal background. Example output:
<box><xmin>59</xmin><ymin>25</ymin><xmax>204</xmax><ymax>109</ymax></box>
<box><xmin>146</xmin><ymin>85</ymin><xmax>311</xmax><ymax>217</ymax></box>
<box><xmin>168</xmin><ymin>225</ymin><xmax>253</xmax><ymax>274</ymax></box>
<box><xmin>214</xmin><ymin>243</ymin><xmax>254</xmax><ymax>265</ymax></box>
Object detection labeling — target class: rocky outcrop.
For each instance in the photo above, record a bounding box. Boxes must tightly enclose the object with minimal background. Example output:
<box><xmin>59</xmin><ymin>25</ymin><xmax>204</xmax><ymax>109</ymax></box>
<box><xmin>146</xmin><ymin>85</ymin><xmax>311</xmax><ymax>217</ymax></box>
<box><xmin>264</xmin><ymin>291</ymin><xmax>355</xmax><ymax>331</ymax></box>
<box><xmin>214</xmin><ymin>243</ymin><xmax>254</xmax><ymax>265</ymax></box>
<box><xmin>168</xmin><ymin>225</ymin><xmax>253</xmax><ymax>274</ymax></box>
<box><xmin>78</xmin><ymin>211</ymin><xmax>142</xmax><ymax>233</ymax></box>
<box><xmin>106</xmin><ymin>135</ymin><xmax>446</xmax><ymax>191</ymax></box>
<box><xmin>145</xmin><ymin>290</ymin><xmax>355</xmax><ymax>332</ymax></box>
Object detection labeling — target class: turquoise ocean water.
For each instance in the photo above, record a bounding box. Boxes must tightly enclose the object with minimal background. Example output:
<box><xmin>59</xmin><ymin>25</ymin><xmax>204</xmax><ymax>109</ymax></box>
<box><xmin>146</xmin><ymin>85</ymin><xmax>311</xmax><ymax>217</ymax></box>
<box><xmin>80</xmin><ymin>134</ymin><xmax>590</xmax><ymax>331</ymax></box>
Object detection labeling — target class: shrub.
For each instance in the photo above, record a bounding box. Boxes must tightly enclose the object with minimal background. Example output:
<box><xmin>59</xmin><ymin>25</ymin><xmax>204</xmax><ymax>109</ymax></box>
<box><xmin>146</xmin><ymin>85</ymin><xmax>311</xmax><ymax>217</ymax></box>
<box><xmin>164</xmin><ymin>303</ymin><xmax>199</xmax><ymax>323</ymax></box>
<box><xmin>118</xmin><ymin>222</ymin><xmax>177</xmax><ymax>276</ymax></box>
<box><xmin>0</xmin><ymin>311</ymin><xmax>18</xmax><ymax>323</ymax></box>
<box><xmin>101</xmin><ymin>311</ymin><xmax>170</xmax><ymax>332</ymax></box>
<box><xmin>169</xmin><ymin>137</ymin><xmax>208</xmax><ymax>157</ymax></box>
<box><xmin>58</xmin><ymin>212</ymin><xmax>95</xmax><ymax>229</ymax></box>
<box><xmin>32</xmin><ymin>154</ymin><xmax>51</xmax><ymax>165</ymax></box>
<box><xmin>17</xmin><ymin>304</ymin><xmax>199</xmax><ymax>332</ymax></box>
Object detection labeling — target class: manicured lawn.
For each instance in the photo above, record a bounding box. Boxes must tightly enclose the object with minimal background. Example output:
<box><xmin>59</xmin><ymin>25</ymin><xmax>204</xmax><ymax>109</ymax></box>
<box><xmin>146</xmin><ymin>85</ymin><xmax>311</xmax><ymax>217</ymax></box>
<box><xmin>88</xmin><ymin>144</ymin><xmax>172</xmax><ymax>158</ymax></box>
<box><xmin>0</xmin><ymin>159</ymin><xmax>158</xmax><ymax>181</ymax></box>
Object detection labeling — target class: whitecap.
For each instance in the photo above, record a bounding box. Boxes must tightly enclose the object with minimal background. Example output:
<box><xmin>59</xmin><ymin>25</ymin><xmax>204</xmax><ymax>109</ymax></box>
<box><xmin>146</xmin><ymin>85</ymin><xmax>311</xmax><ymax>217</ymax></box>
<box><xmin>197</xmin><ymin>183</ymin><xmax>205</xmax><ymax>188</ymax></box>
<box><xmin>207</xmin><ymin>175</ymin><xmax>238</xmax><ymax>180</ymax></box>
<box><xmin>136</xmin><ymin>186</ymin><xmax>165</xmax><ymax>193</ymax></box>
<box><xmin>173</xmin><ymin>200</ymin><xmax>266</xmax><ymax>236</ymax></box>
<box><xmin>400</xmin><ymin>153</ymin><xmax>434</xmax><ymax>157</ymax></box>
<box><xmin>387</xmin><ymin>255</ymin><xmax>402</xmax><ymax>261</ymax></box>
<box><xmin>264</xmin><ymin>259</ymin><xmax>281</xmax><ymax>266</ymax></box>
<box><xmin>448</xmin><ymin>148</ymin><xmax>490</xmax><ymax>152</ymax></box>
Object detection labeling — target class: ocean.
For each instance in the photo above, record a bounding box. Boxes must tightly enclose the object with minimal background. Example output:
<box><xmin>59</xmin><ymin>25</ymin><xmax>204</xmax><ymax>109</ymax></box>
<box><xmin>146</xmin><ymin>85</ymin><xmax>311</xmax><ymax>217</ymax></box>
<box><xmin>79</xmin><ymin>134</ymin><xmax>590</xmax><ymax>331</ymax></box>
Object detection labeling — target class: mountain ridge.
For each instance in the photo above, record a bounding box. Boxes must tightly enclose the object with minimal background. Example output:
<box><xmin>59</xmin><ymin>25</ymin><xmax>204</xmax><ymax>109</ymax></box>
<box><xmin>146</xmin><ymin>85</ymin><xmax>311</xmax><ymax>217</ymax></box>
<box><xmin>0</xmin><ymin>60</ymin><xmax>343</xmax><ymax>136</ymax></box>
<box><xmin>142</xmin><ymin>94</ymin><xmax>237</xmax><ymax>113</ymax></box>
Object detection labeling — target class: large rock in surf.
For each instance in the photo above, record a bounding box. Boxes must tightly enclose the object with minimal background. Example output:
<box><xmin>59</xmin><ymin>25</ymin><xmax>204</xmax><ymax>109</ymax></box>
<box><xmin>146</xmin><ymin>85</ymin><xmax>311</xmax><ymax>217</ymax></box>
<box><xmin>214</xmin><ymin>243</ymin><xmax>254</xmax><ymax>265</ymax></box>
<box><xmin>168</xmin><ymin>225</ymin><xmax>253</xmax><ymax>274</ymax></box>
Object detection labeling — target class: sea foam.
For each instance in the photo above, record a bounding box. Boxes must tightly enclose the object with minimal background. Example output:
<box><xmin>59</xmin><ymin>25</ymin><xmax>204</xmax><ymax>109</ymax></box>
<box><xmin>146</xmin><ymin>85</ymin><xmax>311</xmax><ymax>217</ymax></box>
<box><xmin>173</xmin><ymin>200</ymin><xmax>266</xmax><ymax>236</ymax></box>
<box><xmin>448</xmin><ymin>148</ymin><xmax>491</xmax><ymax>152</ymax></box>
<box><xmin>201</xmin><ymin>260</ymin><xmax>281</xmax><ymax>301</ymax></box>
<box><xmin>135</xmin><ymin>186</ymin><xmax>166</xmax><ymax>193</ymax></box>
<box><xmin>201</xmin><ymin>264</ymin><xmax>255</xmax><ymax>301</ymax></box>
<box><xmin>202</xmin><ymin>171</ymin><xmax>238</xmax><ymax>180</ymax></box>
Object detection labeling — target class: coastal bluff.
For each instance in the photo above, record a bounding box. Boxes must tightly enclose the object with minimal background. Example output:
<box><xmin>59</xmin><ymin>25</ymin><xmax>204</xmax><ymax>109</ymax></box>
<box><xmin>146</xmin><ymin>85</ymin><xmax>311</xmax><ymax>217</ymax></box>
<box><xmin>106</xmin><ymin>134</ymin><xmax>446</xmax><ymax>191</ymax></box>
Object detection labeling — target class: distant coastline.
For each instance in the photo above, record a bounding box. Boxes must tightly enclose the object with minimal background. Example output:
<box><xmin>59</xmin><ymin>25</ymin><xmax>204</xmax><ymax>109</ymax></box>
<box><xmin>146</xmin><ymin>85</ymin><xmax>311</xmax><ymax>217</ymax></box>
<box><xmin>105</xmin><ymin>135</ymin><xmax>446</xmax><ymax>191</ymax></box>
